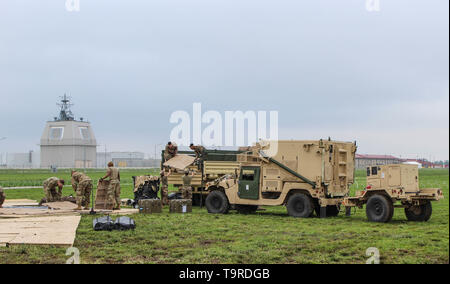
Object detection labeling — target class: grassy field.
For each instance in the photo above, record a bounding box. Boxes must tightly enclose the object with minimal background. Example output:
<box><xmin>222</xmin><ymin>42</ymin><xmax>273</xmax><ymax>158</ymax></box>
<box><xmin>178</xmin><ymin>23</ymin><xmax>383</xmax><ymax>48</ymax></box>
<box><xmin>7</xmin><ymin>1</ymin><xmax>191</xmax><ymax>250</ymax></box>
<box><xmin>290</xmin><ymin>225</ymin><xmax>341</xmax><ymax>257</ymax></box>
<box><xmin>0</xmin><ymin>168</ymin><xmax>448</xmax><ymax>264</ymax></box>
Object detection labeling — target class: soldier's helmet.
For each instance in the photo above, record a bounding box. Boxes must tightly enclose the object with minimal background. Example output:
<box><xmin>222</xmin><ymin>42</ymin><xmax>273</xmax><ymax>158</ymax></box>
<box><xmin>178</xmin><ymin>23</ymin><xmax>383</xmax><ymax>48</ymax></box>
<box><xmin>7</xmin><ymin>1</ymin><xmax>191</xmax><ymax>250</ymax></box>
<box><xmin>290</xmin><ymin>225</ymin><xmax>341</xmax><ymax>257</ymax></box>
<box><xmin>184</xmin><ymin>170</ymin><xmax>190</xmax><ymax>174</ymax></box>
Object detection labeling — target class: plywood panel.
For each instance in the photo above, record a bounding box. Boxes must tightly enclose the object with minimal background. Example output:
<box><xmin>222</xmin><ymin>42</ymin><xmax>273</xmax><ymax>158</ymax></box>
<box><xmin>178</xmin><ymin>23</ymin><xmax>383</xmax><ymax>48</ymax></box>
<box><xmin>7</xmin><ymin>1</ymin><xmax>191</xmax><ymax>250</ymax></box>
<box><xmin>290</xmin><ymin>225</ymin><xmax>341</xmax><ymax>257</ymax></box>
<box><xmin>0</xmin><ymin>216</ymin><xmax>81</xmax><ymax>246</ymax></box>
<box><xmin>95</xmin><ymin>180</ymin><xmax>114</xmax><ymax>210</ymax></box>
<box><xmin>163</xmin><ymin>154</ymin><xmax>195</xmax><ymax>171</ymax></box>
<box><xmin>3</xmin><ymin>199</ymin><xmax>39</xmax><ymax>206</ymax></box>
<box><xmin>44</xmin><ymin>201</ymin><xmax>79</xmax><ymax>210</ymax></box>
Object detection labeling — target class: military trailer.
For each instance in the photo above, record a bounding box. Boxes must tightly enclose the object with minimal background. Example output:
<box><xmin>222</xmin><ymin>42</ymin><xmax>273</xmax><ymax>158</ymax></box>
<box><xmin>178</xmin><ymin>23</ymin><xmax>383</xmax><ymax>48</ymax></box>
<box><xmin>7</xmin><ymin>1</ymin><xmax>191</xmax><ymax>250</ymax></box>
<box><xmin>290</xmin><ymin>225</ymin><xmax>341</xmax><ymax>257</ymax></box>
<box><xmin>161</xmin><ymin>149</ymin><xmax>244</xmax><ymax>205</ymax></box>
<box><xmin>343</xmin><ymin>164</ymin><xmax>444</xmax><ymax>222</ymax></box>
<box><xmin>204</xmin><ymin>139</ymin><xmax>357</xmax><ymax>217</ymax></box>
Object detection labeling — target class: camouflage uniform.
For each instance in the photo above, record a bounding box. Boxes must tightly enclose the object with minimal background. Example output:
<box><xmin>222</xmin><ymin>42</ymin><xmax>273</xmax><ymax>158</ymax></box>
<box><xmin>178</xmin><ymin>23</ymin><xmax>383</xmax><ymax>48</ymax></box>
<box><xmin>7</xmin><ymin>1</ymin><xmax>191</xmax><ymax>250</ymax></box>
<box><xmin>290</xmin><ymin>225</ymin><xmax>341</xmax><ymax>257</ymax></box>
<box><xmin>160</xmin><ymin>174</ymin><xmax>169</xmax><ymax>205</ymax></box>
<box><xmin>181</xmin><ymin>175</ymin><xmax>193</xmax><ymax>200</ymax></box>
<box><xmin>72</xmin><ymin>172</ymin><xmax>93</xmax><ymax>209</ymax></box>
<box><xmin>164</xmin><ymin>143</ymin><xmax>178</xmax><ymax>162</ymax></box>
<box><xmin>43</xmin><ymin>177</ymin><xmax>62</xmax><ymax>202</ymax></box>
<box><xmin>193</xmin><ymin>145</ymin><xmax>206</xmax><ymax>161</ymax></box>
<box><xmin>0</xmin><ymin>186</ymin><xmax>5</xmax><ymax>208</ymax></box>
<box><xmin>192</xmin><ymin>145</ymin><xmax>207</xmax><ymax>169</ymax></box>
<box><xmin>106</xmin><ymin>167</ymin><xmax>121</xmax><ymax>209</ymax></box>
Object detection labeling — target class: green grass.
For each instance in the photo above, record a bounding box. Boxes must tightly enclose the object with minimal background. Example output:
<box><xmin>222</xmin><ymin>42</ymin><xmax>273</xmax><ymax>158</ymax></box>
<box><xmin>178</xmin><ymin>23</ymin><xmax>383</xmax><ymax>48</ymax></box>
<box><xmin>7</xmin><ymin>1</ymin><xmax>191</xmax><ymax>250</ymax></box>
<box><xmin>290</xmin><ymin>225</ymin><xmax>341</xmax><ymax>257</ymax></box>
<box><xmin>0</xmin><ymin>168</ymin><xmax>448</xmax><ymax>264</ymax></box>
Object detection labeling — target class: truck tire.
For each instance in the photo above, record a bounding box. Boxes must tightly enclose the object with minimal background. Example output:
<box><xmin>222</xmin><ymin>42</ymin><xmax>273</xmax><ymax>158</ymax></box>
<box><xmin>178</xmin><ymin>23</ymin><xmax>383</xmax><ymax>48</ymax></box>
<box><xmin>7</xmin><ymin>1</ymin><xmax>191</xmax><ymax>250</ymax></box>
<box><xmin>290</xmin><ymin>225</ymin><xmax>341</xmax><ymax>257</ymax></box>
<box><xmin>287</xmin><ymin>193</ymin><xmax>314</xmax><ymax>218</ymax></box>
<box><xmin>235</xmin><ymin>205</ymin><xmax>258</xmax><ymax>214</ymax></box>
<box><xmin>405</xmin><ymin>201</ymin><xmax>432</xmax><ymax>222</ymax></box>
<box><xmin>205</xmin><ymin>190</ymin><xmax>229</xmax><ymax>214</ymax></box>
<box><xmin>366</xmin><ymin>194</ymin><xmax>394</xmax><ymax>223</ymax></box>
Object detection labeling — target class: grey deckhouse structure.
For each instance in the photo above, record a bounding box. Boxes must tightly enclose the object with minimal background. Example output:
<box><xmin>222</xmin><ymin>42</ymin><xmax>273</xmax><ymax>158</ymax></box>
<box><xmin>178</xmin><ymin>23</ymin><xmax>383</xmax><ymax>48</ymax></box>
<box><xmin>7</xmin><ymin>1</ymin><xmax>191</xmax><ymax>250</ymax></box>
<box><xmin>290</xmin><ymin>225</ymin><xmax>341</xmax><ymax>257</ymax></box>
<box><xmin>40</xmin><ymin>95</ymin><xmax>97</xmax><ymax>168</ymax></box>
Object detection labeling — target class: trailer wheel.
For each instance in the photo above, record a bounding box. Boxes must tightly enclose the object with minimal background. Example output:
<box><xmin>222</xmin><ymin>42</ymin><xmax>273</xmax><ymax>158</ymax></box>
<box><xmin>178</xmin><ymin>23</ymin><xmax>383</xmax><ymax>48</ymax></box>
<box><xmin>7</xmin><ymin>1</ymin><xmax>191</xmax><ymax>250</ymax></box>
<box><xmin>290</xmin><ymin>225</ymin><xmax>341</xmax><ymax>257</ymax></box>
<box><xmin>366</xmin><ymin>194</ymin><xmax>394</xmax><ymax>223</ymax></box>
<box><xmin>405</xmin><ymin>201</ymin><xmax>432</xmax><ymax>222</ymax></box>
<box><xmin>287</xmin><ymin>193</ymin><xmax>314</xmax><ymax>218</ymax></box>
<box><xmin>235</xmin><ymin>205</ymin><xmax>258</xmax><ymax>214</ymax></box>
<box><xmin>205</xmin><ymin>190</ymin><xmax>229</xmax><ymax>214</ymax></box>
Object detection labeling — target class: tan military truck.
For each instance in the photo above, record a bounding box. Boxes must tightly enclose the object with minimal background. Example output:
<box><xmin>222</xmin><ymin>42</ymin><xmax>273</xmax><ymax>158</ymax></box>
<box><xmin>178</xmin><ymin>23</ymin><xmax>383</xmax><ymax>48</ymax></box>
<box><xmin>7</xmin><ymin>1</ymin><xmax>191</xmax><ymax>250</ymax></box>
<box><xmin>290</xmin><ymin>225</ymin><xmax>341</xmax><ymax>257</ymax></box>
<box><xmin>342</xmin><ymin>164</ymin><xmax>444</xmax><ymax>222</ymax></box>
<box><xmin>204</xmin><ymin>139</ymin><xmax>357</xmax><ymax>217</ymax></box>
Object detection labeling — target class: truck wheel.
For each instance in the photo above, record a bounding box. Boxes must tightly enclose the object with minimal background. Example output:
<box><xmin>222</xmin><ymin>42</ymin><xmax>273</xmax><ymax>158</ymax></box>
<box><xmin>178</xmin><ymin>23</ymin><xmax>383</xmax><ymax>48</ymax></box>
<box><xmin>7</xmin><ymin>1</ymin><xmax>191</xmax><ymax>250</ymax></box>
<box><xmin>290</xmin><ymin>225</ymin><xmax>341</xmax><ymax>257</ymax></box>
<box><xmin>287</xmin><ymin>193</ymin><xmax>313</xmax><ymax>218</ymax></box>
<box><xmin>405</xmin><ymin>201</ymin><xmax>432</xmax><ymax>222</ymax></box>
<box><xmin>366</xmin><ymin>194</ymin><xmax>394</xmax><ymax>223</ymax></box>
<box><xmin>205</xmin><ymin>190</ymin><xmax>229</xmax><ymax>214</ymax></box>
<box><xmin>235</xmin><ymin>205</ymin><xmax>258</xmax><ymax>214</ymax></box>
<box><xmin>326</xmin><ymin>205</ymin><xmax>340</xmax><ymax>217</ymax></box>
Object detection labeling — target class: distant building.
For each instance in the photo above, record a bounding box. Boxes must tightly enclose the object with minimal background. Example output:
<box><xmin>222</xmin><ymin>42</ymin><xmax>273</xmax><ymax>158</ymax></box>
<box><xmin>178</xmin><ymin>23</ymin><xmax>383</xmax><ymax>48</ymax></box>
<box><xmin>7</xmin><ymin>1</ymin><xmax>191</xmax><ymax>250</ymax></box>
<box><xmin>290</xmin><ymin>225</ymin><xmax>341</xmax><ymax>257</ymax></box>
<box><xmin>40</xmin><ymin>95</ymin><xmax>97</xmax><ymax>168</ymax></box>
<box><xmin>5</xmin><ymin>151</ymin><xmax>40</xmax><ymax>168</ymax></box>
<box><xmin>403</xmin><ymin>161</ymin><xmax>422</xmax><ymax>168</ymax></box>
<box><xmin>355</xmin><ymin>154</ymin><xmax>402</xmax><ymax>169</ymax></box>
<box><xmin>403</xmin><ymin>159</ymin><xmax>441</xmax><ymax>169</ymax></box>
<box><xmin>97</xmin><ymin>152</ymin><xmax>159</xmax><ymax>168</ymax></box>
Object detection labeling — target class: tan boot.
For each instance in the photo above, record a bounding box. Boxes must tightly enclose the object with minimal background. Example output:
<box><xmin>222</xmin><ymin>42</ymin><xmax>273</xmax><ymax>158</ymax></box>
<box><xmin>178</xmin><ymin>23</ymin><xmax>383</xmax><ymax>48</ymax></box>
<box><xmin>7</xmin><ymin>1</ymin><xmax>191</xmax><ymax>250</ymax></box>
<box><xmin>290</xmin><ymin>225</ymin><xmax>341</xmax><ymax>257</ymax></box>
<box><xmin>74</xmin><ymin>206</ymin><xmax>82</xmax><ymax>210</ymax></box>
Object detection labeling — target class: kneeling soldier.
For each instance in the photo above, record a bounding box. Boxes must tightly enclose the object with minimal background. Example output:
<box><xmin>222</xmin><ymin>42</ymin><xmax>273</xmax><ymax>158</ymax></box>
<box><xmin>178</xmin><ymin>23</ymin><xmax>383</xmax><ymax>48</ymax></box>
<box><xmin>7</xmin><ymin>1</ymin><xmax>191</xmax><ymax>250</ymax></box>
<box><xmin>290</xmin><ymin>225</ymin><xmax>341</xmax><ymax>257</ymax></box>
<box><xmin>0</xmin><ymin>186</ymin><xmax>5</xmax><ymax>208</ymax></box>
<box><xmin>43</xmin><ymin>177</ymin><xmax>65</xmax><ymax>202</ymax></box>
<box><xmin>181</xmin><ymin>170</ymin><xmax>195</xmax><ymax>200</ymax></box>
<box><xmin>100</xmin><ymin>162</ymin><xmax>121</xmax><ymax>210</ymax></box>
<box><xmin>71</xmin><ymin>171</ymin><xmax>93</xmax><ymax>210</ymax></box>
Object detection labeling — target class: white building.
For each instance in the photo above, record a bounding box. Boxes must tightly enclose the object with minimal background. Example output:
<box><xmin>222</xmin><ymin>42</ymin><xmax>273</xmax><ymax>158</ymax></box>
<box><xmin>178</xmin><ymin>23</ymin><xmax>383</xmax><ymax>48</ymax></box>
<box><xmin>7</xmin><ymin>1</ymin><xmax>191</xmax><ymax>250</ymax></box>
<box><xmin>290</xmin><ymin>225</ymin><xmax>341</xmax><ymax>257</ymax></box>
<box><xmin>40</xmin><ymin>95</ymin><xmax>97</xmax><ymax>168</ymax></box>
<box><xmin>96</xmin><ymin>152</ymin><xmax>158</xmax><ymax>168</ymax></box>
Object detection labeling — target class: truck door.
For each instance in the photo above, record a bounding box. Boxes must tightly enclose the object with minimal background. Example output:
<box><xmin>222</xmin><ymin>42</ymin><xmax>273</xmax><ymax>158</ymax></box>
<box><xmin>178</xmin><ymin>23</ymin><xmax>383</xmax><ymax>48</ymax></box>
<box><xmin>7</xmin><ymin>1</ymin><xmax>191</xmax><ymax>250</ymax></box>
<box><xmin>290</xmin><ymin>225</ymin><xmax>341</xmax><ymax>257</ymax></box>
<box><xmin>238</xmin><ymin>166</ymin><xmax>260</xmax><ymax>200</ymax></box>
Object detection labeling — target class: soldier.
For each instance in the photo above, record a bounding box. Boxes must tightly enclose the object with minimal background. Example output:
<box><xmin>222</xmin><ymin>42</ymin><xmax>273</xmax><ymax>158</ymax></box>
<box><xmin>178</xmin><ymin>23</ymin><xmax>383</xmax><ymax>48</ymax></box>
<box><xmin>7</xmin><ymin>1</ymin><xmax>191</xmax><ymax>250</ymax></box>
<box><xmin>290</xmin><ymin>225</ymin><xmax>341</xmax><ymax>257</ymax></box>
<box><xmin>100</xmin><ymin>162</ymin><xmax>121</xmax><ymax>210</ymax></box>
<box><xmin>180</xmin><ymin>170</ymin><xmax>195</xmax><ymax>200</ymax></box>
<box><xmin>71</xmin><ymin>170</ymin><xmax>93</xmax><ymax>210</ymax></box>
<box><xmin>0</xmin><ymin>186</ymin><xmax>5</xmax><ymax>208</ymax></box>
<box><xmin>42</xmin><ymin>177</ymin><xmax>65</xmax><ymax>202</ymax></box>
<box><xmin>160</xmin><ymin>167</ymin><xmax>172</xmax><ymax>205</ymax></box>
<box><xmin>190</xmin><ymin>144</ymin><xmax>207</xmax><ymax>168</ymax></box>
<box><xmin>164</xmin><ymin>141</ymin><xmax>178</xmax><ymax>162</ymax></box>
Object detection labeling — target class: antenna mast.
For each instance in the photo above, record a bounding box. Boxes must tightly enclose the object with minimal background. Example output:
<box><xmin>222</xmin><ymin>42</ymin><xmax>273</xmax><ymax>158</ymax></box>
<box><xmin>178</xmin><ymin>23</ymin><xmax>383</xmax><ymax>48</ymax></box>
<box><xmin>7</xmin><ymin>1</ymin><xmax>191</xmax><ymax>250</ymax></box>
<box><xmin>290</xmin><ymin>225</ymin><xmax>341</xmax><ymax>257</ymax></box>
<box><xmin>56</xmin><ymin>94</ymin><xmax>75</xmax><ymax>121</ymax></box>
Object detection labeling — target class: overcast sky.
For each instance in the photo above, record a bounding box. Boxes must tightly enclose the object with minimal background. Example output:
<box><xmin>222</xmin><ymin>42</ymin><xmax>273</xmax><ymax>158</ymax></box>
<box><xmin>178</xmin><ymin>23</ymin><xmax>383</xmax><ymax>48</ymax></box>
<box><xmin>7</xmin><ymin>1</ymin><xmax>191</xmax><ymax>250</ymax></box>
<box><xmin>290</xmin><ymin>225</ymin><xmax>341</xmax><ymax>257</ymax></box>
<box><xmin>0</xmin><ymin>0</ymin><xmax>448</xmax><ymax>160</ymax></box>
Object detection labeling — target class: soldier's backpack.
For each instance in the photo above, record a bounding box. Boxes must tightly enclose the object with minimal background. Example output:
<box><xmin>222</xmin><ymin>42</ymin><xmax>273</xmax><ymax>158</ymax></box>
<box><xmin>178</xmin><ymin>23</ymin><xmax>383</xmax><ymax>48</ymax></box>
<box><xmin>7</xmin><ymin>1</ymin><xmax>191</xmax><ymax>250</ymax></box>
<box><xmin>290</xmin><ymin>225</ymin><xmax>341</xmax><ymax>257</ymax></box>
<box><xmin>114</xmin><ymin>216</ymin><xmax>136</xmax><ymax>231</ymax></box>
<box><xmin>93</xmin><ymin>216</ymin><xmax>115</xmax><ymax>231</ymax></box>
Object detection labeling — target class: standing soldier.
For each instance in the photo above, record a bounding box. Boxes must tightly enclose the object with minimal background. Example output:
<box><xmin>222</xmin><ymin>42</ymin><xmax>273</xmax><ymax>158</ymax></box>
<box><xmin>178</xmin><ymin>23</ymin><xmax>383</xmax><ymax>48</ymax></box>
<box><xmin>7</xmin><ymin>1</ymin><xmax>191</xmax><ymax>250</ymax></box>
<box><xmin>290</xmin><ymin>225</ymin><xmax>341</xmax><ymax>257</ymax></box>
<box><xmin>42</xmin><ymin>177</ymin><xmax>65</xmax><ymax>202</ymax></box>
<box><xmin>71</xmin><ymin>170</ymin><xmax>93</xmax><ymax>210</ymax></box>
<box><xmin>181</xmin><ymin>170</ymin><xmax>195</xmax><ymax>200</ymax></box>
<box><xmin>0</xmin><ymin>186</ymin><xmax>5</xmax><ymax>208</ymax></box>
<box><xmin>164</xmin><ymin>141</ymin><xmax>178</xmax><ymax>162</ymax></box>
<box><xmin>160</xmin><ymin>167</ymin><xmax>171</xmax><ymax>205</ymax></box>
<box><xmin>100</xmin><ymin>162</ymin><xmax>121</xmax><ymax>210</ymax></box>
